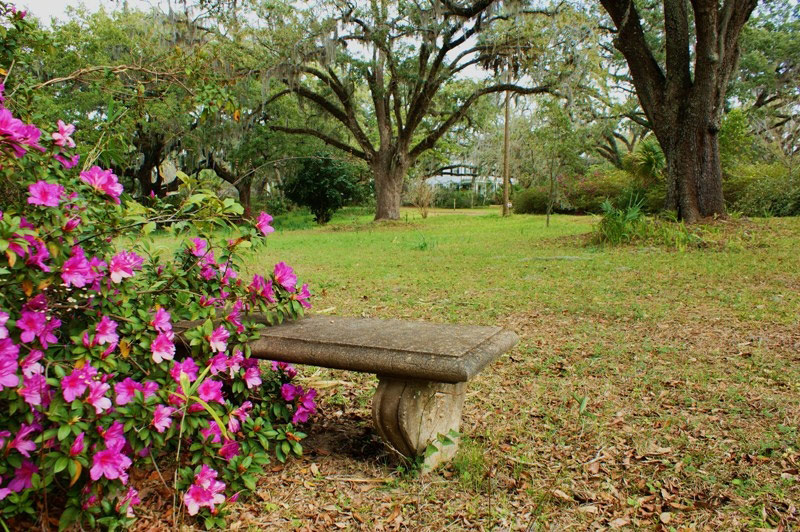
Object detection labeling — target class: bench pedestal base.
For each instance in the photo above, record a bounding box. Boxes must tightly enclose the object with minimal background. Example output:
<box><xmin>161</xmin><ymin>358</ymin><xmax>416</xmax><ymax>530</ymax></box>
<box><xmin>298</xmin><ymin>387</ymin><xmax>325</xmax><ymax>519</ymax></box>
<box><xmin>372</xmin><ymin>377</ymin><xmax>465</xmax><ymax>469</ymax></box>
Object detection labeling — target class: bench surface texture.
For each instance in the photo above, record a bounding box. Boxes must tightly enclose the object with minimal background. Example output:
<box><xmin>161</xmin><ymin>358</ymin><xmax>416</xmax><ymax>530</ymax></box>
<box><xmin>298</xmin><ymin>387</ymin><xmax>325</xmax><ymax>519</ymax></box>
<box><xmin>249</xmin><ymin>315</ymin><xmax>518</xmax><ymax>383</ymax></box>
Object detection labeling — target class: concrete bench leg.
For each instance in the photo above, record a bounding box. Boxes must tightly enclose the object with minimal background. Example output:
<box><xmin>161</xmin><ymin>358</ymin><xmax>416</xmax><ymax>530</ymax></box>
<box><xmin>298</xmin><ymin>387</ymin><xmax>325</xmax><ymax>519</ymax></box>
<box><xmin>372</xmin><ymin>376</ymin><xmax>466</xmax><ymax>469</ymax></box>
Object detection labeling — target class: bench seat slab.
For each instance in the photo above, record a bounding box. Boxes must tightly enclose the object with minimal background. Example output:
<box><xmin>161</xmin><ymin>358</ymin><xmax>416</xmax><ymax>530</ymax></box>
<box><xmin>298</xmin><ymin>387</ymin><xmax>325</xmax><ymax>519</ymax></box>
<box><xmin>250</xmin><ymin>315</ymin><xmax>518</xmax><ymax>383</ymax></box>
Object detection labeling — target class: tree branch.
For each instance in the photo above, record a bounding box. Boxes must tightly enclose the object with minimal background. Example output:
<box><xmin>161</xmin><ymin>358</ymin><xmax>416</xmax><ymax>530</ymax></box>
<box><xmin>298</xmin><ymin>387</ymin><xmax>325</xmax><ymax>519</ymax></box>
<box><xmin>269</xmin><ymin>125</ymin><xmax>368</xmax><ymax>160</ymax></box>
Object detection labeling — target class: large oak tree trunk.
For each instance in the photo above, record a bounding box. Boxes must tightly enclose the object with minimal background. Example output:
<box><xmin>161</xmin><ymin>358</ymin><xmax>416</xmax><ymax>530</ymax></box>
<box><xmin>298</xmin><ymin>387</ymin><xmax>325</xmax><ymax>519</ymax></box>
<box><xmin>660</xmin><ymin>113</ymin><xmax>725</xmax><ymax>222</ymax></box>
<box><xmin>599</xmin><ymin>0</ymin><xmax>757</xmax><ymax>222</ymax></box>
<box><xmin>371</xmin><ymin>152</ymin><xmax>408</xmax><ymax>221</ymax></box>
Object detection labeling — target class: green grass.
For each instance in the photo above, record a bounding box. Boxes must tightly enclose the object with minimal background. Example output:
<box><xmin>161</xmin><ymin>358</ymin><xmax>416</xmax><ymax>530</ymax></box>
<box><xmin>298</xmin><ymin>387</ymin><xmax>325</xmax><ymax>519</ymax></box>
<box><xmin>166</xmin><ymin>207</ymin><xmax>800</xmax><ymax>529</ymax></box>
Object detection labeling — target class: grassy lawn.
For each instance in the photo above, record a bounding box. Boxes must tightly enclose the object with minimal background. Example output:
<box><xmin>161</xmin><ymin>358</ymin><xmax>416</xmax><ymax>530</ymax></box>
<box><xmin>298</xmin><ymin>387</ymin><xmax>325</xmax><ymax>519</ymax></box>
<box><xmin>175</xmin><ymin>208</ymin><xmax>800</xmax><ymax>530</ymax></box>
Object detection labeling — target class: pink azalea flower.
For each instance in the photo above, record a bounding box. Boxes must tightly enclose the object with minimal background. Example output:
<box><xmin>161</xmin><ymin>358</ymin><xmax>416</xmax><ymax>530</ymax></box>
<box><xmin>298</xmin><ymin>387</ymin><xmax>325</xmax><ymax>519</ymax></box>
<box><xmin>271</xmin><ymin>360</ymin><xmax>298</xmax><ymax>378</ymax></box>
<box><xmin>39</xmin><ymin>316</ymin><xmax>60</xmax><ymax>349</ymax></box>
<box><xmin>197</xmin><ymin>379</ymin><xmax>224</xmax><ymax>404</ymax></box>
<box><xmin>219</xmin><ymin>439</ymin><xmax>240</xmax><ymax>461</ymax></box>
<box><xmin>184</xmin><ymin>465</ymin><xmax>226</xmax><ymax>515</ymax></box>
<box><xmin>86</xmin><ymin>381</ymin><xmax>112</xmax><ymax>414</ymax></box>
<box><xmin>101</xmin><ymin>421</ymin><xmax>126</xmax><ymax>452</ymax></box>
<box><xmin>0</xmin><ymin>108</ymin><xmax>43</xmax><ymax>157</ymax></box>
<box><xmin>69</xmin><ymin>432</ymin><xmax>85</xmax><ymax>456</ymax></box>
<box><xmin>200</xmin><ymin>420</ymin><xmax>222</xmax><ymax>443</ymax></box>
<box><xmin>248</xmin><ymin>274</ymin><xmax>275</xmax><ymax>302</ymax></box>
<box><xmin>21</xmin><ymin>350</ymin><xmax>43</xmax><ymax>377</ymax></box>
<box><xmin>0</xmin><ymin>348</ymin><xmax>19</xmax><ymax>391</ymax></box>
<box><xmin>114</xmin><ymin>378</ymin><xmax>142</xmax><ymax>406</ymax></box>
<box><xmin>273</xmin><ymin>261</ymin><xmax>297</xmax><ymax>292</ymax></box>
<box><xmin>199</xmin><ymin>295</ymin><xmax>217</xmax><ymax>307</ymax></box>
<box><xmin>17</xmin><ymin>310</ymin><xmax>45</xmax><ymax>343</ymax></box>
<box><xmin>27</xmin><ymin>180</ymin><xmax>64</xmax><ymax>207</ymax></box>
<box><xmin>108</xmin><ymin>250</ymin><xmax>144</xmax><ymax>283</ymax></box>
<box><xmin>8</xmin><ymin>460</ymin><xmax>38</xmax><ymax>492</ymax></box>
<box><xmin>0</xmin><ymin>431</ymin><xmax>10</xmax><ymax>449</ymax></box>
<box><xmin>293</xmin><ymin>389</ymin><xmax>318</xmax><ymax>424</ymax></box>
<box><xmin>9</xmin><ymin>424</ymin><xmax>38</xmax><ymax>457</ymax></box>
<box><xmin>152</xmin><ymin>404</ymin><xmax>175</xmax><ymax>433</ymax></box>
<box><xmin>95</xmin><ymin>316</ymin><xmax>119</xmax><ymax>345</ymax></box>
<box><xmin>281</xmin><ymin>383</ymin><xmax>303</xmax><ymax>402</ymax></box>
<box><xmin>0</xmin><ymin>337</ymin><xmax>19</xmax><ymax>358</ymax></box>
<box><xmin>62</xmin><ymin>216</ymin><xmax>81</xmax><ymax>232</ymax></box>
<box><xmin>170</xmin><ymin>358</ymin><xmax>199</xmax><ymax>383</ymax></box>
<box><xmin>189</xmin><ymin>238</ymin><xmax>207</xmax><ymax>257</ymax></box>
<box><xmin>150</xmin><ymin>308</ymin><xmax>171</xmax><ymax>332</ymax></box>
<box><xmin>117</xmin><ymin>487</ymin><xmax>141</xmax><ymax>517</ymax></box>
<box><xmin>244</xmin><ymin>366</ymin><xmax>261</xmax><ymax>389</ymax></box>
<box><xmin>79</xmin><ymin>166</ymin><xmax>123</xmax><ymax>203</ymax></box>
<box><xmin>0</xmin><ymin>310</ymin><xmax>8</xmax><ymax>340</ymax></box>
<box><xmin>151</xmin><ymin>330</ymin><xmax>175</xmax><ymax>363</ymax></box>
<box><xmin>54</xmin><ymin>153</ymin><xmax>80</xmax><ymax>169</ymax></box>
<box><xmin>142</xmin><ymin>380</ymin><xmax>159</xmax><ymax>398</ymax></box>
<box><xmin>255</xmin><ymin>211</ymin><xmax>274</xmax><ymax>236</ymax></box>
<box><xmin>227</xmin><ymin>350</ymin><xmax>243</xmax><ymax>376</ymax></box>
<box><xmin>22</xmin><ymin>294</ymin><xmax>47</xmax><ymax>312</ymax></box>
<box><xmin>293</xmin><ymin>283</ymin><xmax>312</xmax><ymax>309</ymax></box>
<box><xmin>200</xmin><ymin>264</ymin><xmax>217</xmax><ymax>281</ymax></box>
<box><xmin>20</xmin><ymin>374</ymin><xmax>48</xmax><ymax>406</ymax></box>
<box><xmin>61</xmin><ymin>371</ymin><xmax>86</xmax><ymax>402</ymax></box>
<box><xmin>82</xmin><ymin>494</ymin><xmax>99</xmax><ymax>510</ymax></box>
<box><xmin>0</xmin><ymin>480</ymin><xmax>11</xmax><ymax>501</ymax></box>
<box><xmin>228</xmin><ymin>401</ymin><xmax>253</xmax><ymax>432</ymax></box>
<box><xmin>208</xmin><ymin>353</ymin><xmax>228</xmax><ymax>375</ymax></box>
<box><xmin>220</xmin><ymin>264</ymin><xmax>238</xmax><ymax>286</ymax></box>
<box><xmin>21</xmin><ymin>235</ymin><xmax>51</xmax><ymax>272</ymax></box>
<box><xmin>207</xmin><ymin>326</ymin><xmax>229</xmax><ymax>353</ymax></box>
<box><xmin>87</xmin><ymin>256</ymin><xmax>107</xmax><ymax>290</ymax></box>
<box><xmin>225</xmin><ymin>300</ymin><xmax>245</xmax><ymax>333</ymax></box>
<box><xmin>61</xmin><ymin>246</ymin><xmax>92</xmax><ymax>288</ymax></box>
<box><xmin>90</xmin><ymin>448</ymin><xmax>132</xmax><ymax>484</ymax></box>
<box><xmin>51</xmin><ymin>120</ymin><xmax>76</xmax><ymax>148</ymax></box>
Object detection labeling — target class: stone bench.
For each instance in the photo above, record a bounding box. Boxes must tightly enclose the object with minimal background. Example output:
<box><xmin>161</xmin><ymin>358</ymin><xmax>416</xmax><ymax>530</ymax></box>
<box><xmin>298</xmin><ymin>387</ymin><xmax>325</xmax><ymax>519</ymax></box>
<box><xmin>247</xmin><ymin>315</ymin><xmax>518</xmax><ymax>467</ymax></box>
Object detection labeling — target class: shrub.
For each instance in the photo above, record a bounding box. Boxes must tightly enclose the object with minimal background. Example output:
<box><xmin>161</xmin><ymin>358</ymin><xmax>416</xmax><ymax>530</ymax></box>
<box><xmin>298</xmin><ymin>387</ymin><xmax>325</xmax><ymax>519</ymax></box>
<box><xmin>405</xmin><ymin>179</ymin><xmax>436</xmax><ymax>218</ymax></box>
<box><xmin>284</xmin><ymin>154</ymin><xmax>366</xmax><ymax>224</ymax></box>
<box><xmin>433</xmin><ymin>188</ymin><xmax>488</xmax><ymax>209</ymax></box>
<box><xmin>592</xmin><ymin>196</ymin><xmax>647</xmax><ymax>245</ymax></box>
<box><xmin>566</xmin><ymin>169</ymin><xmax>631</xmax><ymax>214</ymax></box>
<box><xmin>0</xmin><ymin>79</ymin><xmax>316</xmax><ymax>529</ymax></box>
<box><xmin>622</xmin><ymin>137</ymin><xmax>666</xmax><ymax>186</ymax></box>
<box><xmin>725</xmin><ymin>163</ymin><xmax>800</xmax><ymax>216</ymax></box>
<box><xmin>513</xmin><ymin>186</ymin><xmax>549</xmax><ymax>214</ymax></box>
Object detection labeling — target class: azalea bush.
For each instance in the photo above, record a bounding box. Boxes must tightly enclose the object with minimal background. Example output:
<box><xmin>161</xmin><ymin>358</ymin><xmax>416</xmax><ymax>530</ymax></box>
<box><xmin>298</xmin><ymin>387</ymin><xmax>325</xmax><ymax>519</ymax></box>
<box><xmin>0</xmin><ymin>13</ymin><xmax>316</xmax><ymax>530</ymax></box>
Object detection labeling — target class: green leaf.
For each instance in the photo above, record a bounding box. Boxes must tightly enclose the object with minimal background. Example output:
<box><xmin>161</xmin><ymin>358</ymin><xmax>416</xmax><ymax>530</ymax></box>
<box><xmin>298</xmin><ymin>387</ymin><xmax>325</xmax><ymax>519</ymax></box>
<box><xmin>58</xmin><ymin>506</ymin><xmax>81</xmax><ymax>531</ymax></box>
<box><xmin>57</xmin><ymin>424</ymin><xmax>71</xmax><ymax>441</ymax></box>
<box><xmin>54</xmin><ymin>456</ymin><xmax>70</xmax><ymax>473</ymax></box>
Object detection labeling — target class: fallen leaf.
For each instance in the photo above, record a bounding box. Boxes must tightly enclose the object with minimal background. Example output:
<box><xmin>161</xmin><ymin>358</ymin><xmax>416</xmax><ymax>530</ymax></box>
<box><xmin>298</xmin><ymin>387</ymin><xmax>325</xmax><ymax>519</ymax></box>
<box><xmin>609</xmin><ymin>517</ymin><xmax>630</xmax><ymax>528</ymax></box>
<box><xmin>660</xmin><ymin>512</ymin><xmax>672</xmax><ymax>524</ymax></box>
<box><xmin>386</xmin><ymin>505</ymin><xmax>401</xmax><ymax>523</ymax></box>
<box><xmin>552</xmin><ymin>489</ymin><xmax>573</xmax><ymax>502</ymax></box>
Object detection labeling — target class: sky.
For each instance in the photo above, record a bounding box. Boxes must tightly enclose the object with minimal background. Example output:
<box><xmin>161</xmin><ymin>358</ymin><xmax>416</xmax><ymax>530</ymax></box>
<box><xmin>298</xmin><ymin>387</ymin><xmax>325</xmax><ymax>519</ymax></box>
<box><xmin>21</xmin><ymin>0</ymin><xmax>162</xmax><ymax>24</ymax></box>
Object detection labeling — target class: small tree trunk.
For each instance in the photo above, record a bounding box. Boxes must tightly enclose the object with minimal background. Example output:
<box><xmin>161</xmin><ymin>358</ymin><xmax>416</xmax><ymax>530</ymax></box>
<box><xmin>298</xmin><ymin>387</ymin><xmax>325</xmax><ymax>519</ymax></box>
<box><xmin>662</xmin><ymin>116</ymin><xmax>725</xmax><ymax>223</ymax></box>
<box><xmin>236</xmin><ymin>176</ymin><xmax>253</xmax><ymax>219</ymax></box>
<box><xmin>502</xmin><ymin>87</ymin><xmax>511</xmax><ymax>217</ymax></box>
<box><xmin>546</xmin><ymin>168</ymin><xmax>555</xmax><ymax>228</ymax></box>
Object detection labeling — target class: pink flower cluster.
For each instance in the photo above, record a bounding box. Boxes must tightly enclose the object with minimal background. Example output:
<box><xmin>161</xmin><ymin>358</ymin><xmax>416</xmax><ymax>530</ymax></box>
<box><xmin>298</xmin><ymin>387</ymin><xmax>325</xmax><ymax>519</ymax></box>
<box><xmin>80</xmin><ymin>166</ymin><xmax>123</xmax><ymax>204</ymax></box>
<box><xmin>184</xmin><ymin>465</ymin><xmax>226</xmax><ymax>516</ymax></box>
<box><xmin>255</xmin><ymin>211</ymin><xmax>274</xmax><ymax>236</ymax></box>
<box><xmin>280</xmin><ymin>383</ymin><xmax>317</xmax><ymax>424</ymax></box>
<box><xmin>0</xmin><ymin>106</ymin><xmax>44</xmax><ymax>158</ymax></box>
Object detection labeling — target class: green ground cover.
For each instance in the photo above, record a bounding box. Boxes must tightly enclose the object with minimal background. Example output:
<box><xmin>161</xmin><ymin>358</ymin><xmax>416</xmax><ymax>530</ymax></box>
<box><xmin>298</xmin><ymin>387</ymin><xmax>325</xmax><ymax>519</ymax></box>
<box><xmin>144</xmin><ymin>208</ymin><xmax>800</xmax><ymax>530</ymax></box>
